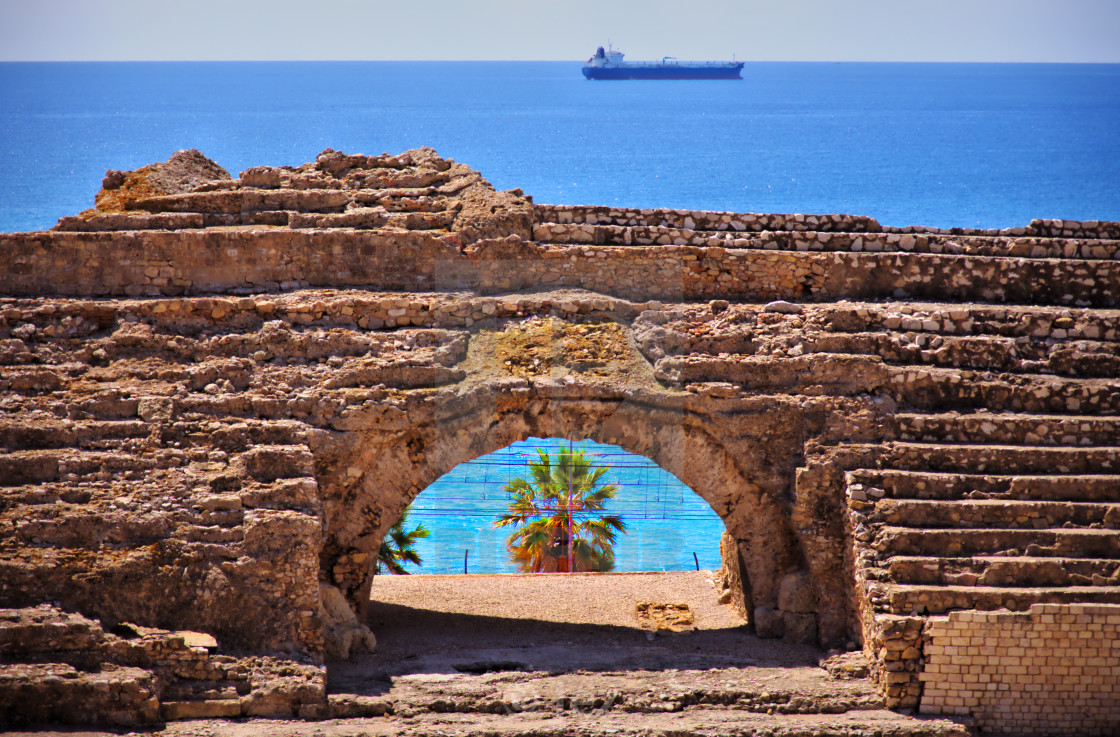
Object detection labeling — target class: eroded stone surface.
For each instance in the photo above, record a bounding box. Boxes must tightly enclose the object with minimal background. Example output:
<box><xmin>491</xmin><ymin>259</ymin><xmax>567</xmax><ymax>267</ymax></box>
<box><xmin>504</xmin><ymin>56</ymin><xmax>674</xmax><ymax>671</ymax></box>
<box><xmin>1</xmin><ymin>147</ymin><xmax>1117</xmax><ymax>730</ymax></box>
<box><xmin>635</xmin><ymin>602</ymin><xmax>695</xmax><ymax>634</ymax></box>
<box><xmin>88</xmin><ymin>149</ymin><xmax>232</xmax><ymax>217</ymax></box>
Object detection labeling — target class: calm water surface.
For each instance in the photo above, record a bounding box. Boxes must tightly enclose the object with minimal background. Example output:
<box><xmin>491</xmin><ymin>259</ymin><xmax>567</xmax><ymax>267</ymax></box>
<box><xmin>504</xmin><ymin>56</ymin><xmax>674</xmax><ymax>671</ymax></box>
<box><xmin>408</xmin><ymin>438</ymin><xmax>726</xmax><ymax>574</ymax></box>
<box><xmin>2</xmin><ymin>61</ymin><xmax>1119</xmax><ymax>232</ymax></box>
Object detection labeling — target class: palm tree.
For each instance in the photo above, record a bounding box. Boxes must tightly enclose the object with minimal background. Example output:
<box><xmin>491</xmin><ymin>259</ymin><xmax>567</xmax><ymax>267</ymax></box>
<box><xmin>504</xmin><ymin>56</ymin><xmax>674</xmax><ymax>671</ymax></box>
<box><xmin>494</xmin><ymin>446</ymin><xmax>626</xmax><ymax>573</ymax></box>
<box><xmin>376</xmin><ymin>509</ymin><xmax>431</xmax><ymax>575</ymax></box>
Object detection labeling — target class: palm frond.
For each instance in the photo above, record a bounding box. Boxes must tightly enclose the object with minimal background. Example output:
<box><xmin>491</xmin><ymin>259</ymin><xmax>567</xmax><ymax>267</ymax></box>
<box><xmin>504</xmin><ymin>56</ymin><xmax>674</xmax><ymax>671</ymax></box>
<box><xmin>496</xmin><ymin>446</ymin><xmax>627</xmax><ymax>572</ymax></box>
<box><xmin>376</xmin><ymin>509</ymin><xmax>429</xmax><ymax>574</ymax></box>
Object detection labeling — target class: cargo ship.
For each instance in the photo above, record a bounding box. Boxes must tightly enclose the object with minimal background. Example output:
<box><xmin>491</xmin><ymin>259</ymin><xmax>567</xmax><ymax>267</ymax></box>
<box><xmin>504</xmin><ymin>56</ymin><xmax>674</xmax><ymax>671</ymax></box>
<box><xmin>582</xmin><ymin>45</ymin><xmax>744</xmax><ymax>80</ymax></box>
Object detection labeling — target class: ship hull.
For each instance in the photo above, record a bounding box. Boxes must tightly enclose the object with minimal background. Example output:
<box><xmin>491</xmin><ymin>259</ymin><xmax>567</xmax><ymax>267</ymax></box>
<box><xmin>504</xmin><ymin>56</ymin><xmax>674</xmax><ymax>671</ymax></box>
<box><xmin>582</xmin><ymin>64</ymin><xmax>744</xmax><ymax>80</ymax></box>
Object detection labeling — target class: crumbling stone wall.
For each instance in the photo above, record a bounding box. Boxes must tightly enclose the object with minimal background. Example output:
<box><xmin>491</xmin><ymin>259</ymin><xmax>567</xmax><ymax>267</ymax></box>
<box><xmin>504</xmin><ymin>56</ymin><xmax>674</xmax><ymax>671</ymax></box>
<box><xmin>0</xmin><ymin>604</ymin><xmax>327</xmax><ymax>724</ymax></box>
<box><xmin>1</xmin><ymin>148</ymin><xmax>1118</xmax><ymax>728</ymax></box>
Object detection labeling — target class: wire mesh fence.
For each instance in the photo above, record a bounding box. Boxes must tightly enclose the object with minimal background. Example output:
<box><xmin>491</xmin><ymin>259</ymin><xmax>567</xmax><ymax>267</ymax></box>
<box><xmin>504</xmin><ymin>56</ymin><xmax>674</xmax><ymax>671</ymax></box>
<box><xmin>404</xmin><ymin>438</ymin><xmax>726</xmax><ymax>575</ymax></box>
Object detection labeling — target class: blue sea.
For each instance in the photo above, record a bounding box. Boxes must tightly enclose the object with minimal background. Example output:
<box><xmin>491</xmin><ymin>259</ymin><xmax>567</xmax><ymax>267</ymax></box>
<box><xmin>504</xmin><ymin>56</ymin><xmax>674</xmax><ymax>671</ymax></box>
<box><xmin>408</xmin><ymin>438</ymin><xmax>725</xmax><ymax>574</ymax></box>
<box><xmin>3</xmin><ymin>62</ymin><xmax>1119</xmax><ymax>572</ymax></box>
<box><xmin>1</xmin><ymin>62</ymin><xmax>1119</xmax><ymax>234</ymax></box>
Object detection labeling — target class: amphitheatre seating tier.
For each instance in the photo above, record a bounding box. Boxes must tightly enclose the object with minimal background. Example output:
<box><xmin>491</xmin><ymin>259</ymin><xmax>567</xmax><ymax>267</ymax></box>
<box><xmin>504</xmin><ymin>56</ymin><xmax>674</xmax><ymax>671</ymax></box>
<box><xmin>534</xmin><ymin>220</ymin><xmax>1120</xmax><ymax>262</ymax></box>
<box><xmin>848</xmin><ymin>469</ymin><xmax>1120</xmax><ymax>502</ymax></box>
<box><xmin>873</xmin><ymin>583</ymin><xmax>1120</xmax><ymax>613</ymax></box>
<box><xmin>887</xmin><ymin>555</ymin><xmax>1120</xmax><ymax>586</ymax></box>
<box><xmin>892</xmin><ymin>412</ymin><xmax>1120</xmax><ymax>445</ymax></box>
<box><xmin>1</xmin><ymin>148</ymin><xmax>1118</xmax><ymax>731</ymax></box>
<box><xmin>875</xmin><ymin>498</ymin><xmax>1118</xmax><ymax>529</ymax></box>
<box><xmin>536</xmin><ymin>204</ymin><xmax>1120</xmax><ymax>240</ymax></box>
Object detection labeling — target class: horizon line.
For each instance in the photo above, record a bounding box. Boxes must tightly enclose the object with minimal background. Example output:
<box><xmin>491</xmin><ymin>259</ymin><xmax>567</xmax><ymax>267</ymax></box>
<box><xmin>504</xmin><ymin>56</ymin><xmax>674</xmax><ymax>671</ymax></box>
<box><xmin>3</xmin><ymin>58</ymin><xmax>1120</xmax><ymax>65</ymax></box>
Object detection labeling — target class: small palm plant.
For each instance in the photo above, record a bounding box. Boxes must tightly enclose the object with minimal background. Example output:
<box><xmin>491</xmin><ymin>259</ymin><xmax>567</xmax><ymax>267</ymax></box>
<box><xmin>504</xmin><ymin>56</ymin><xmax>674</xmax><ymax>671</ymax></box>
<box><xmin>494</xmin><ymin>446</ymin><xmax>626</xmax><ymax>573</ymax></box>
<box><xmin>376</xmin><ymin>509</ymin><xmax>431</xmax><ymax>575</ymax></box>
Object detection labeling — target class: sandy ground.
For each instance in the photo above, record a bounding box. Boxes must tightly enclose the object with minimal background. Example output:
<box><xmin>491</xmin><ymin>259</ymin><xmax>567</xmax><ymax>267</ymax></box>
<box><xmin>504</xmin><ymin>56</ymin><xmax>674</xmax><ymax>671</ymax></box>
<box><xmin>328</xmin><ymin>571</ymin><xmax>873</xmax><ymax>706</ymax></box>
<box><xmin>349</xmin><ymin>570</ymin><xmax>822</xmax><ymax>677</ymax></box>
<box><xmin>371</xmin><ymin>570</ymin><xmax>744</xmax><ymax>629</ymax></box>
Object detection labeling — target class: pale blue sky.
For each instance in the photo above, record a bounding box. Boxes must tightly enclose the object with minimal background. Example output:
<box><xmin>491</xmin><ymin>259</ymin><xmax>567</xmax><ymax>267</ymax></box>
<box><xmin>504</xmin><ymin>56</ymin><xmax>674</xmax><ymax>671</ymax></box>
<box><xmin>2</xmin><ymin>0</ymin><xmax>1119</xmax><ymax>62</ymax></box>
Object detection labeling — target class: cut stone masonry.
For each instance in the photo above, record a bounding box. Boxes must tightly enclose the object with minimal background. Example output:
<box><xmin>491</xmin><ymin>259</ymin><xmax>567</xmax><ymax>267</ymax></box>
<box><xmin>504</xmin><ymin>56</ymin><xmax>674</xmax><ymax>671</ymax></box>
<box><xmin>0</xmin><ymin>147</ymin><xmax>1117</xmax><ymax>734</ymax></box>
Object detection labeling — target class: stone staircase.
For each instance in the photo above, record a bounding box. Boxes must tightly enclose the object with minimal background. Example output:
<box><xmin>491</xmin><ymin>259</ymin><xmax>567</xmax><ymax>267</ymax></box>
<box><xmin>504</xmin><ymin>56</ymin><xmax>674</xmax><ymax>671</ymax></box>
<box><xmin>0</xmin><ymin>298</ymin><xmax>331</xmax><ymax>658</ymax></box>
<box><xmin>320</xmin><ymin>667</ymin><xmax>971</xmax><ymax>737</ymax></box>
<box><xmin>563</xmin><ymin>201</ymin><xmax>1120</xmax><ymax>719</ymax></box>
<box><xmin>833</xmin><ymin>305</ymin><xmax>1120</xmax><ymax>712</ymax></box>
<box><xmin>837</xmin><ymin>308</ymin><xmax>1120</xmax><ymax>611</ymax></box>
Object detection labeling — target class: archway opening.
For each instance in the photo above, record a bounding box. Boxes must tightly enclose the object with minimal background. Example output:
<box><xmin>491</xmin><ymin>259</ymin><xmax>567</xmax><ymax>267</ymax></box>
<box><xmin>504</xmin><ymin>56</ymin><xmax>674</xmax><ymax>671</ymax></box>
<box><xmin>327</xmin><ymin>435</ymin><xmax>832</xmax><ymax>703</ymax></box>
<box><xmin>401</xmin><ymin>437</ymin><xmax>727</xmax><ymax>575</ymax></box>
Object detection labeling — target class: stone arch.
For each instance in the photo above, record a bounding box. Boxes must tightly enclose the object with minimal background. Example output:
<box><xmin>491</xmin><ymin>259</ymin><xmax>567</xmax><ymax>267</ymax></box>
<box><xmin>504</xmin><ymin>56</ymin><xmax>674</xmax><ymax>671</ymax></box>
<box><xmin>309</xmin><ymin>378</ymin><xmax>839</xmax><ymax>648</ymax></box>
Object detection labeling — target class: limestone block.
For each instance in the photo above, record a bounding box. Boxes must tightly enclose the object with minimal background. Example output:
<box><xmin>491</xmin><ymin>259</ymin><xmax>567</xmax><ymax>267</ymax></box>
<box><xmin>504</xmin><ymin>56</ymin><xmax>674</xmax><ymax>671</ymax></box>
<box><xmin>161</xmin><ymin>699</ymin><xmax>241</xmax><ymax>720</ymax></box>
<box><xmin>194</xmin><ymin>494</ymin><xmax>242</xmax><ymax>512</ymax></box>
<box><xmin>239</xmin><ymin>166</ymin><xmax>285</xmax><ymax>189</ymax></box>
<box><xmin>754</xmin><ymin>606</ymin><xmax>785</xmax><ymax>639</ymax></box>
<box><xmin>783</xmin><ymin>612</ymin><xmax>818</xmax><ymax>645</ymax></box>
<box><xmin>177</xmin><ymin>631</ymin><xmax>219</xmax><ymax>649</ymax></box>
<box><xmin>778</xmin><ymin>570</ymin><xmax>818</xmax><ymax>614</ymax></box>
<box><xmin>328</xmin><ymin>694</ymin><xmax>393</xmax><ymax>717</ymax></box>
<box><xmin>243</xmin><ymin>692</ymin><xmax>295</xmax><ymax>718</ymax></box>
<box><xmin>320</xmin><ymin>584</ymin><xmax>376</xmax><ymax>660</ymax></box>
<box><xmin>136</xmin><ymin>397</ymin><xmax>173</xmax><ymax>422</ymax></box>
<box><xmin>235</xmin><ymin>445</ymin><xmax>314</xmax><ymax>482</ymax></box>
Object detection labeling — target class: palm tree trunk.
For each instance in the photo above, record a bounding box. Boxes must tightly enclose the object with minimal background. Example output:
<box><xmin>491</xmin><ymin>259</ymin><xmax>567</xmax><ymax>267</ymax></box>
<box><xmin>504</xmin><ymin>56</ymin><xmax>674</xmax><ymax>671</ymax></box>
<box><xmin>567</xmin><ymin>440</ymin><xmax>574</xmax><ymax>573</ymax></box>
<box><xmin>567</xmin><ymin>510</ymin><xmax>574</xmax><ymax>573</ymax></box>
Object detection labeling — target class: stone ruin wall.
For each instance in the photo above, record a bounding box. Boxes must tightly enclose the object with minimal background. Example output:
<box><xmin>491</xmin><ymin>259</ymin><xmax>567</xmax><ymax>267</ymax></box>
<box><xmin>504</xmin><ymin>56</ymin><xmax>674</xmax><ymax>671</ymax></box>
<box><xmin>920</xmin><ymin>603</ymin><xmax>1120</xmax><ymax>735</ymax></box>
<box><xmin>0</xmin><ymin>147</ymin><xmax>1118</xmax><ymax>733</ymax></box>
<box><xmin>5</xmin><ymin>209</ymin><xmax>1118</xmax><ymax>307</ymax></box>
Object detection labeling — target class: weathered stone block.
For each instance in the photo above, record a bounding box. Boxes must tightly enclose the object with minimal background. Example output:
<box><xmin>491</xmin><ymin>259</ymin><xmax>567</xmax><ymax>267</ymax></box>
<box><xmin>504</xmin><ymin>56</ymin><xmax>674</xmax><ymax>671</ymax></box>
<box><xmin>161</xmin><ymin>699</ymin><xmax>241</xmax><ymax>720</ymax></box>
<box><xmin>240</xmin><ymin>166</ymin><xmax>284</xmax><ymax>189</ymax></box>
<box><xmin>754</xmin><ymin>606</ymin><xmax>785</xmax><ymax>639</ymax></box>
<box><xmin>327</xmin><ymin>694</ymin><xmax>393</xmax><ymax>718</ymax></box>
<box><xmin>783</xmin><ymin>612</ymin><xmax>818</xmax><ymax>644</ymax></box>
<box><xmin>778</xmin><ymin>570</ymin><xmax>818</xmax><ymax>614</ymax></box>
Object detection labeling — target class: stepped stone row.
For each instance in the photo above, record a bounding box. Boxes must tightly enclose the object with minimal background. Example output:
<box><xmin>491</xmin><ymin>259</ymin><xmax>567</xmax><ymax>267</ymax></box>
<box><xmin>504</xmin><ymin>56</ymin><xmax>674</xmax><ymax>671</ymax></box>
<box><xmin>850</xmin><ymin>469</ymin><xmax>1119</xmax><ymax>502</ymax></box>
<box><xmin>0</xmin><ymin>604</ymin><xmax>327</xmax><ymax>725</ymax></box>
<box><xmin>893</xmin><ymin>412</ymin><xmax>1120</xmax><ymax>445</ymax></box>
<box><xmin>537</xmin><ymin>203</ymin><xmax>882</xmax><ymax>232</ymax></box>
<box><xmin>1</xmin><ymin>147</ymin><xmax>1118</xmax><ymax>732</ymax></box>
<box><xmin>12</xmin><ymin>228</ymin><xmax>1118</xmax><ymax>306</ymax></box>
<box><xmin>536</xmin><ymin>203</ymin><xmax>1120</xmax><ymax>240</ymax></box>
<box><xmin>533</xmin><ymin>220</ymin><xmax>1120</xmax><ymax>261</ymax></box>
